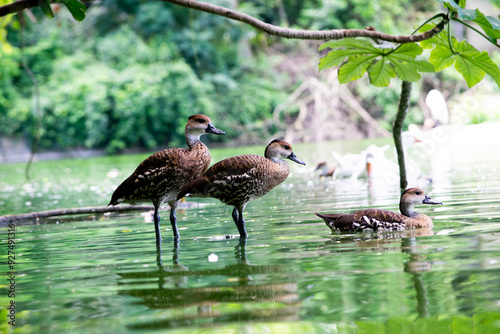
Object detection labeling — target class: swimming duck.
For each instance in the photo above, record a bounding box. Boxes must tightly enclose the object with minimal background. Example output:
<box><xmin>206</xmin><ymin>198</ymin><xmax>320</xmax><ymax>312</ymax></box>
<box><xmin>314</xmin><ymin>161</ymin><xmax>336</xmax><ymax>178</ymax></box>
<box><xmin>108</xmin><ymin>114</ymin><xmax>225</xmax><ymax>241</ymax></box>
<box><xmin>177</xmin><ymin>139</ymin><xmax>306</xmax><ymax>238</ymax></box>
<box><xmin>316</xmin><ymin>188</ymin><xmax>442</xmax><ymax>231</ymax></box>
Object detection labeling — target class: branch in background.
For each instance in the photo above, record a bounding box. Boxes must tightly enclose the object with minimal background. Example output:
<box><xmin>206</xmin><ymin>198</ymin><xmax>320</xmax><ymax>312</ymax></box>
<box><xmin>0</xmin><ymin>0</ymin><xmax>449</xmax><ymax>44</ymax></box>
<box><xmin>162</xmin><ymin>0</ymin><xmax>448</xmax><ymax>43</ymax></box>
<box><xmin>393</xmin><ymin>81</ymin><xmax>412</xmax><ymax>190</ymax></box>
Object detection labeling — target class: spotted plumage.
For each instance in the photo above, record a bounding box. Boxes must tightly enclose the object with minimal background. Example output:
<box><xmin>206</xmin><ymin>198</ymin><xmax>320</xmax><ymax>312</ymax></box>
<box><xmin>316</xmin><ymin>188</ymin><xmax>442</xmax><ymax>232</ymax></box>
<box><xmin>108</xmin><ymin>114</ymin><xmax>225</xmax><ymax>241</ymax></box>
<box><xmin>177</xmin><ymin>139</ymin><xmax>306</xmax><ymax>238</ymax></box>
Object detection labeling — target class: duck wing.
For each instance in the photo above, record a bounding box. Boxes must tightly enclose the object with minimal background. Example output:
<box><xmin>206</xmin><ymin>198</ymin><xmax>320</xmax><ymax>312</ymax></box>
<box><xmin>317</xmin><ymin>209</ymin><xmax>409</xmax><ymax>231</ymax></box>
<box><xmin>109</xmin><ymin>148</ymin><xmax>194</xmax><ymax>205</ymax></box>
<box><xmin>178</xmin><ymin>155</ymin><xmax>264</xmax><ymax>199</ymax></box>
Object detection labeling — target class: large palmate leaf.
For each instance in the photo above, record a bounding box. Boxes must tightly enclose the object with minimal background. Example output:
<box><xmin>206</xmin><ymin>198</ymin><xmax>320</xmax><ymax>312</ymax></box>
<box><xmin>473</xmin><ymin>12</ymin><xmax>500</xmax><ymax>41</ymax></box>
<box><xmin>338</xmin><ymin>55</ymin><xmax>376</xmax><ymax>83</ymax></box>
<box><xmin>367</xmin><ymin>60</ymin><xmax>395</xmax><ymax>87</ymax></box>
<box><xmin>437</xmin><ymin>0</ymin><xmax>500</xmax><ymax>41</ymax></box>
<box><xmin>319</xmin><ymin>38</ymin><xmax>434</xmax><ymax>87</ymax></box>
<box><xmin>421</xmin><ymin>25</ymin><xmax>500</xmax><ymax>88</ymax></box>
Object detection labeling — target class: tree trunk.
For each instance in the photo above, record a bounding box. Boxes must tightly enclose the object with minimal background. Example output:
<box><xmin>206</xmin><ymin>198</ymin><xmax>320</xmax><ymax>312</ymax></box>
<box><xmin>393</xmin><ymin>81</ymin><xmax>412</xmax><ymax>190</ymax></box>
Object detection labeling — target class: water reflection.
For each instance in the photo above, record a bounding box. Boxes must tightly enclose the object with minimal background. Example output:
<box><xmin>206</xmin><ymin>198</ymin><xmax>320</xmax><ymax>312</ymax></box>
<box><xmin>402</xmin><ymin>237</ymin><xmax>432</xmax><ymax>318</ymax></box>
<box><xmin>117</xmin><ymin>239</ymin><xmax>300</xmax><ymax>330</ymax></box>
<box><xmin>322</xmin><ymin>228</ymin><xmax>434</xmax><ymax>251</ymax></box>
<box><xmin>321</xmin><ymin>229</ymin><xmax>435</xmax><ymax>319</ymax></box>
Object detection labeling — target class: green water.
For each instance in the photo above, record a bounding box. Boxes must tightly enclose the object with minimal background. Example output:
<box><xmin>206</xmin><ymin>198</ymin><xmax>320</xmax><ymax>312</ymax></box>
<box><xmin>1</xmin><ymin>123</ymin><xmax>500</xmax><ymax>333</ymax></box>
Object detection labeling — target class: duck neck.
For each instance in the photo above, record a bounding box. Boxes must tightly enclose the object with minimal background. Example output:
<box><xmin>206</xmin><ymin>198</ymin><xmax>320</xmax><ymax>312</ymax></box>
<box><xmin>400</xmin><ymin>203</ymin><xmax>418</xmax><ymax>218</ymax></box>
<box><xmin>269</xmin><ymin>156</ymin><xmax>287</xmax><ymax>165</ymax></box>
<box><xmin>185</xmin><ymin>133</ymin><xmax>204</xmax><ymax>149</ymax></box>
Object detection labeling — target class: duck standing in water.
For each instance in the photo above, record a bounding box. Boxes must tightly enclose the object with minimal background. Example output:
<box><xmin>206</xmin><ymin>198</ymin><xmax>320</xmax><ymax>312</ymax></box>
<box><xmin>316</xmin><ymin>188</ymin><xmax>442</xmax><ymax>231</ymax></box>
<box><xmin>177</xmin><ymin>139</ymin><xmax>306</xmax><ymax>238</ymax></box>
<box><xmin>108</xmin><ymin>114</ymin><xmax>225</xmax><ymax>241</ymax></box>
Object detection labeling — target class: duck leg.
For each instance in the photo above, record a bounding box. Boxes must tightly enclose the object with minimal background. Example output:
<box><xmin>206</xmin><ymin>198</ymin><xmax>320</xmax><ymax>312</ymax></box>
<box><xmin>153</xmin><ymin>204</ymin><xmax>162</xmax><ymax>248</ymax></box>
<box><xmin>232</xmin><ymin>207</ymin><xmax>247</xmax><ymax>238</ymax></box>
<box><xmin>232</xmin><ymin>207</ymin><xmax>239</xmax><ymax>225</ymax></box>
<box><xmin>168</xmin><ymin>200</ymin><xmax>180</xmax><ymax>240</ymax></box>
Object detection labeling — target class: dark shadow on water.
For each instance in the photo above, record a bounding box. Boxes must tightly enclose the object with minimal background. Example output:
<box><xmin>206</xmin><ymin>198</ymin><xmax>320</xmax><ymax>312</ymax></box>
<box><xmin>117</xmin><ymin>238</ymin><xmax>300</xmax><ymax>330</ymax></box>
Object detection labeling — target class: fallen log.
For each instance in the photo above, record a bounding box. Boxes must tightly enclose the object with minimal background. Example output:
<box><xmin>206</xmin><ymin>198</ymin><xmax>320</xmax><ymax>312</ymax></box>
<box><xmin>0</xmin><ymin>205</ymin><xmax>156</xmax><ymax>223</ymax></box>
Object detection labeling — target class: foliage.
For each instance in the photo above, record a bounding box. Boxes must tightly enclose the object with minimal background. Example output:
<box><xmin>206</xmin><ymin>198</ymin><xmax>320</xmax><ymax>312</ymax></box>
<box><xmin>0</xmin><ymin>2</ymin><xmax>294</xmax><ymax>153</ymax></box>
<box><xmin>319</xmin><ymin>39</ymin><xmax>434</xmax><ymax>87</ymax></box>
<box><xmin>0</xmin><ymin>0</ymin><xmax>498</xmax><ymax>153</ymax></box>
<box><xmin>421</xmin><ymin>24</ymin><xmax>500</xmax><ymax>88</ymax></box>
<box><xmin>38</xmin><ymin>0</ymin><xmax>86</xmax><ymax>21</ymax></box>
<box><xmin>319</xmin><ymin>1</ymin><xmax>500</xmax><ymax>89</ymax></box>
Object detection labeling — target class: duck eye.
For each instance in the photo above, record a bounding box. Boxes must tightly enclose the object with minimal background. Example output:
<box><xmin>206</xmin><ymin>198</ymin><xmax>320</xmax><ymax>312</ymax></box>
<box><xmin>415</xmin><ymin>191</ymin><xmax>421</xmax><ymax>195</ymax></box>
<box><xmin>284</xmin><ymin>145</ymin><xmax>290</xmax><ymax>150</ymax></box>
<box><xmin>197</xmin><ymin>119</ymin><xmax>205</xmax><ymax>123</ymax></box>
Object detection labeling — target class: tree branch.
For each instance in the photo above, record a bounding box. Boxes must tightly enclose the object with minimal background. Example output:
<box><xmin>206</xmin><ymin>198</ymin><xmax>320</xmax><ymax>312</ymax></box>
<box><xmin>161</xmin><ymin>0</ymin><xmax>449</xmax><ymax>43</ymax></box>
<box><xmin>1</xmin><ymin>0</ymin><xmax>449</xmax><ymax>44</ymax></box>
<box><xmin>0</xmin><ymin>205</ymin><xmax>157</xmax><ymax>223</ymax></box>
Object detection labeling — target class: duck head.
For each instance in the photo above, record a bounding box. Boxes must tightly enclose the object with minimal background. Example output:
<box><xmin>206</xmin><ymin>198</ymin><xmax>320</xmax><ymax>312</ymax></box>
<box><xmin>265</xmin><ymin>139</ymin><xmax>306</xmax><ymax>165</ymax></box>
<box><xmin>185</xmin><ymin>114</ymin><xmax>225</xmax><ymax>139</ymax></box>
<box><xmin>399</xmin><ymin>187</ymin><xmax>442</xmax><ymax>217</ymax></box>
<box><xmin>315</xmin><ymin>161</ymin><xmax>327</xmax><ymax>171</ymax></box>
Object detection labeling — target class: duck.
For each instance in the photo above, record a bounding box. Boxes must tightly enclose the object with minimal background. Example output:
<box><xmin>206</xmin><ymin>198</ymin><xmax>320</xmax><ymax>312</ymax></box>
<box><xmin>316</xmin><ymin>188</ymin><xmax>442</xmax><ymax>231</ymax></box>
<box><xmin>330</xmin><ymin>149</ymin><xmax>366</xmax><ymax>178</ymax></box>
<box><xmin>177</xmin><ymin>139</ymin><xmax>306</xmax><ymax>238</ymax></box>
<box><xmin>314</xmin><ymin>161</ymin><xmax>336</xmax><ymax>178</ymax></box>
<box><xmin>108</xmin><ymin>114</ymin><xmax>225</xmax><ymax>241</ymax></box>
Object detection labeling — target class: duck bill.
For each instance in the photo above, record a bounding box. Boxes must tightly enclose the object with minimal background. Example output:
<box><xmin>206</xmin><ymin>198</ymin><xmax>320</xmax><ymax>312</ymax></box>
<box><xmin>205</xmin><ymin>123</ymin><xmax>225</xmax><ymax>135</ymax></box>
<box><xmin>422</xmin><ymin>195</ymin><xmax>442</xmax><ymax>205</ymax></box>
<box><xmin>287</xmin><ymin>152</ymin><xmax>306</xmax><ymax>165</ymax></box>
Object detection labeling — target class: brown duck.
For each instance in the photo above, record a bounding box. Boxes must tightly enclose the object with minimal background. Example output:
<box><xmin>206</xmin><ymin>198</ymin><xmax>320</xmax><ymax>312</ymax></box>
<box><xmin>177</xmin><ymin>139</ymin><xmax>306</xmax><ymax>238</ymax></box>
<box><xmin>315</xmin><ymin>161</ymin><xmax>336</xmax><ymax>178</ymax></box>
<box><xmin>316</xmin><ymin>188</ymin><xmax>442</xmax><ymax>231</ymax></box>
<box><xmin>108</xmin><ymin>114</ymin><xmax>225</xmax><ymax>241</ymax></box>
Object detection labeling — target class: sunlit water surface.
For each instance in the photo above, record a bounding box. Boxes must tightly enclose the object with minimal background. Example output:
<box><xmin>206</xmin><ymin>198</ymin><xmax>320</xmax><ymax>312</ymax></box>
<box><xmin>1</xmin><ymin>122</ymin><xmax>500</xmax><ymax>333</ymax></box>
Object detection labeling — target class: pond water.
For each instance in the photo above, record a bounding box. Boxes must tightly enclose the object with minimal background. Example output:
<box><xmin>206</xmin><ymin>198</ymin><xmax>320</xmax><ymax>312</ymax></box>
<box><xmin>1</xmin><ymin>122</ymin><xmax>500</xmax><ymax>333</ymax></box>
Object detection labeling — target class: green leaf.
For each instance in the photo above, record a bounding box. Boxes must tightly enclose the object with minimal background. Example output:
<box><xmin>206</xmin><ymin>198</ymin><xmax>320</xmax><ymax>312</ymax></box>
<box><xmin>429</xmin><ymin>44</ymin><xmax>455</xmax><ymax>71</ymax></box>
<box><xmin>454</xmin><ymin>55</ymin><xmax>485</xmax><ymax>87</ymax></box>
<box><xmin>390</xmin><ymin>57</ymin><xmax>424</xmax><ymax>82</ymax></box>
<box><xmin>319</xmin><ymin>38</ymin><xmax>382</xmax><ymax>71</ymax></box>
<box><xmin>438</xmin><ymin>0</ymin><xmax>462</xmax><ymax>11</ymax></box>
<box><xmin>390</xmin><ymin>54</ymin><xmax>435</xmax><ymax>72</ymax></box>
<box><xmin>319</xmin><ymin>39</ymin><xmax>379</xmax><ymax>53</ymax></box>
<box><xmin>319</xmin><ymin>49</ymin><xmax>377</xmax><ymax>70</ymax></box>
<box><xmin>457</xmin><ymin>8</ymin><xmax>478</xmax><ymax>21</ymax></box>
<box><xmin>38</xmin><ymin>0</ymin><xmax>54</xmax><ymax>19</ymax></box>
<box><xmin>61</xmin><ymin>0</ymin><xmax>86</xmax><ymax>21</ymax></box>
<box><xmin>319</xmin><ymin>50</ymin><xmax>348</xmax><ymax>70</ymax></box>
<box><xmin>451</xmin><ymin>41</ymin><xmax>488</xmax><ymax>87</ymax></box>
<box><xmin>367</xmin><ymin>59</ymin><xmax>395</xmax><ymax>87</ymax></box>
<box><xmin>338</xmin><ymin>55</ymin><xmax>375</xmax><ymax>83</ymax></box>
<box><xmin>392</xmin><ymin>43</ymin><xmax>424</xmax><ymax>57</ymax></box>
<box><xmin>472</xmin><ymin>11</ymin><xmax>500</xmax><ymax>40</ymax></box>
<box><xmin>462</xmin><ymin>50</ymin><xmax>500</xmax><ymax>87</ymax></box>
